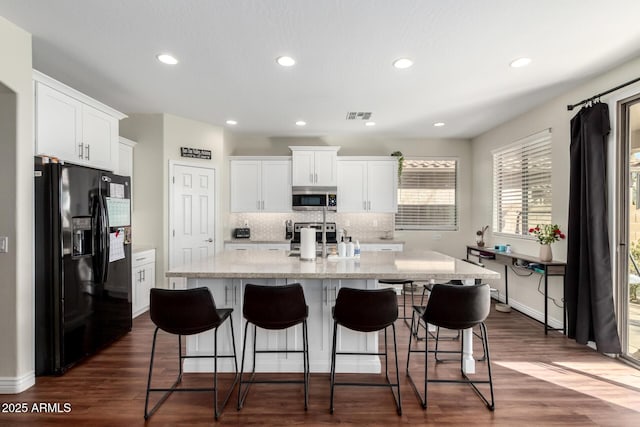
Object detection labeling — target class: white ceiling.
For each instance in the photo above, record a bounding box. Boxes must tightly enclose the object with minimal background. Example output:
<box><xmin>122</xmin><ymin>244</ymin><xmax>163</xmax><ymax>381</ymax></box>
<box><xmin>2</xmin><ymin>0</ymin><xmax>640</xmax><ymax>139</ymax></box>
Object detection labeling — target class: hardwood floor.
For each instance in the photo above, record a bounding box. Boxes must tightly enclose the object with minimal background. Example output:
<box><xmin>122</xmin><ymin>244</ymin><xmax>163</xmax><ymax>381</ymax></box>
<box><xmin>1</xmin><ymin>298</ymin><xmax>639</xmax><ymax>426</ymax></box>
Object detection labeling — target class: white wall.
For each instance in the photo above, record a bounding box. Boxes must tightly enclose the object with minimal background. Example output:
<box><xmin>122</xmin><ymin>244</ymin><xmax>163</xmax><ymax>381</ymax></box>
<box><xmin>121</xmin><ymin>113</ymin><xmax>225</xmax><ymax>288</ymax></box>
<box><xmin>119</xmin><ymin>114</ymin><xmax>165</xmax><ymax>289</ymax></box>
<box><xmin>224</xmin><ymin>134</ymin><xmax>473</xmax><ymax>256</ymax></box>
<box><xmin>0</xmin><ymin>16</ymin><xmax>33</xmax><ymax>392</ymax></box>
<box><xmin>471</xmin><ymin>55</ymin><xmax>640</xmax><ymax>327</ymax></box>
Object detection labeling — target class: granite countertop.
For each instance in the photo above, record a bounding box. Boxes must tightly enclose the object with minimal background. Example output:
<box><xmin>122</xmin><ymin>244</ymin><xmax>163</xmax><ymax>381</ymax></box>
<box><xmin>224</xmin><ymin>239</ymin><xmax>405</xmax><ymax>244</ymax></box>
<box><xmin>132</xmin><ymin>245</ymin><xmax>155</xmax><ymax>254</ymax></box>
<box><xmin>166</xmin><ymin>249</ymin><xmax>500</xmax><ymax>281</ymax></box>
<box><xmin>225</xmin><ymin>239</ymin><xmax>291</xmax><ymax>244</ymax></box>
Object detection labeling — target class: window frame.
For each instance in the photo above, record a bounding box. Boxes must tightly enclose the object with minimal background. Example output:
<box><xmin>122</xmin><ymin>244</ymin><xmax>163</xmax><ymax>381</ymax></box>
<box><xmin>492</xmin><ymin>129</ymin><xmax>553</xmax><ymax>239</ymax></box>
<box><xmin>395</xmin><ymin>156</ymin><xmax>459</xmax><ymax>231</ymax></box>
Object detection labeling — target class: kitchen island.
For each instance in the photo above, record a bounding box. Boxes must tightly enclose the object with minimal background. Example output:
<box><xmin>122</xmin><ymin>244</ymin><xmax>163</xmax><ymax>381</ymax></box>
<box><xmin>166</xmin><ymin>250</ymin><xmax>500</xmax><ymax>374</ymax></box>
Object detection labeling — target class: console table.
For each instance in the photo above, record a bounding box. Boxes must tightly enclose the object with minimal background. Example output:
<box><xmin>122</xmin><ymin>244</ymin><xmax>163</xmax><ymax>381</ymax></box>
<box><xmin>466</xmin><ymin>245</ymin><xmax>566</xmax><ymax>335</ymax></box>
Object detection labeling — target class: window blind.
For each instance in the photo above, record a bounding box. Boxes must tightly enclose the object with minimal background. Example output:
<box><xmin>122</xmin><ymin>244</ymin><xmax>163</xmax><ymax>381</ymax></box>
<box><xmin>492</xmin><ymin>129</ymin><xmax>552</xmax><ymax>236</ymax></box>
<box><xmin>396</xmin><ymin>159</ymin><xmax>457</xmax><ymax>230</ymax></box>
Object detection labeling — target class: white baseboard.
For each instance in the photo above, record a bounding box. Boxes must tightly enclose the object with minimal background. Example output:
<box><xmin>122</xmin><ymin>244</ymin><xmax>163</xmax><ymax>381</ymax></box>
<box><xmin>0</xmin><ymin>371</ymin><xmax>35</xmax><ymax>394</ymax></box>
<box><xmin>494</xmin><ymin>292</ymin><xmax>563</xmax><ymax>330</ymax></box>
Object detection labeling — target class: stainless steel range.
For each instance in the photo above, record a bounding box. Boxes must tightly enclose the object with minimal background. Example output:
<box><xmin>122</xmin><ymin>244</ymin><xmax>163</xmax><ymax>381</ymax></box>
<box><xmin>290</xmin><ymin>222</ymin><xmax>338</xmax><ymax>252</ymax></box>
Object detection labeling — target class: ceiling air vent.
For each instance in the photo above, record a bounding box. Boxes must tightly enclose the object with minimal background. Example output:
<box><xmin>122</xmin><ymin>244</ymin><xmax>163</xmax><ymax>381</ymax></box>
<box><xmin>346</xmin><ymin>112</ymin><xmax>372</xmax><ymax>120</ymax></box>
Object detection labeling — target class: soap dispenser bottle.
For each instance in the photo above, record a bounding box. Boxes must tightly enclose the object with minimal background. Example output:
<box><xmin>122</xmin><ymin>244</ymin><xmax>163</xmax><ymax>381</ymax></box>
<box><xmin>354</xmin><ymin>240</ymin><xmax>361</xmax><ymax>258</ymax></box>
<box><xmin>338</xmin><ymin>236</ymin><xmax>346</xmax><ymax>258</ymax></box>
<box><xmin>346</xmin><ymin>237</ymin><xmax>355</xmax><ymax>258</ymax></box>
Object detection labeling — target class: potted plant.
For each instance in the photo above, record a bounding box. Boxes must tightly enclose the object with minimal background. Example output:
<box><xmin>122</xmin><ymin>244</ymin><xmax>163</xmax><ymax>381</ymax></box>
<box><xmin>528</xmin><ymin>224</ymin><xmax>566</xmax><ymax>261</ymax></box>
<box><xmin>390</xmin><ymin>151</ymin><xmax>404</xmax><ymax>183</ymax></box>
<box><xmin>476</xmin><ymin>225</ymin><xmax>489</xmax><ymax>247</ymax></box>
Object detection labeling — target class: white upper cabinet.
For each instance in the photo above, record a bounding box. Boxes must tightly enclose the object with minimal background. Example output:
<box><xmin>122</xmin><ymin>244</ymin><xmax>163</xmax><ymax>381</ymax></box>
<box><xmin>33</xmin><ymin>70</ymin><xmax>126</xmax><ymax>171</ymax></box>
<box><xmin>230</xmin><ymin>158</ymin><xmax>292</xmax><ymax>212</ymax></box>
<box><xmin>290</xmin><ymin>146</ymin><xmax>339</xmax><ymax>186</ymax></box>
<box><xmin>337</xmin><ymin>158</ymin><xmax>397</xmax><ymax>213</ymax></box>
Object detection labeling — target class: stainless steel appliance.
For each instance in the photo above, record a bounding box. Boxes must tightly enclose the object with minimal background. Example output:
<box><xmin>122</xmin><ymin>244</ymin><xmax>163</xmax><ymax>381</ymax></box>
<box><xmin>285</xmin><ymin>220</ymin><xmax>294</xmax><ymax>240</ymax></box>
<box><xmin>292</xmin><ymin>186</ymin><xmax>337</xmax><ymax>211</ymax></box>
<box><xmin>233</xmin><ymin>227</ymin><xmax>251</xmax><ymax>239</ymax></box>
<box><xmin>34</xmin><ymin>158</ymin><xmax>132</xmax><ymax>375</ymax></box>
<box><xmin>290</xmin><ymin>222</ymin><xmax>338</xmax><ymax>252</ymax></box>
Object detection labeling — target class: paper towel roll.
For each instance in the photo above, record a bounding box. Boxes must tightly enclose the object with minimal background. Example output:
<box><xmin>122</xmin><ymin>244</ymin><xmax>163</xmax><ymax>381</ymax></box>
<box><xmin>300</xmin><ymin>228</ymin><xmax>316</xmax><ymax>261</ymax></box>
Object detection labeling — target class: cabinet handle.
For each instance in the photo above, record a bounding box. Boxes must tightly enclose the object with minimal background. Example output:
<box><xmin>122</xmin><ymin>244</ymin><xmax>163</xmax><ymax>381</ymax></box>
<box><xmin>367</xmin><ymin>200</ymin><xmax>371</xmax><ymax>210</ymax></box>
<box><xmin>135</xmin><ymin>257</ymin><xmax>145</xmax><ymax>261</ymax></box>
<box><xmin>234</xmin><ymin>285</ymin><xmax>239</xmax><ymax>306</ymax></box>
<box><xmin>309</xmin><ymin>173</ymin><xmax>314</xmax><ymax>183</ymax></box>
<box><xmin>261</xmin><ymin>200</ymin><xmax>264</xmax><ymax>210</ymax></box>
<box><xmin>78</xmin><ymin>143</ymin><xmax>84</xmax><ymax>159</ymax></box>
<box><xmin>85</xmin><ymin>144</ymin><xmax>90</xmax><ymax>160</ymax></box>
<box><xmin>224</xmin><ymin>286</ymin><xmax>229</xmax><ymax>305</ymax></box>
<box><xmin>324</xmin><ymin>286</ymin><xmax>328</xmax><ymax>305</ymax></box>
<box><xmin>332</xmin><ymin>286</ymin><xmax>338</xmax><ymax>303</ymax></box>
<box><xmin>315</xmin><ymin>173</ymin><xmax>318</xmax><ymax>183</ymax></box>
<box><xmin>363</xmin><ymin>201</ymin><xmax>367</xmax><ymax>210</ymax></box>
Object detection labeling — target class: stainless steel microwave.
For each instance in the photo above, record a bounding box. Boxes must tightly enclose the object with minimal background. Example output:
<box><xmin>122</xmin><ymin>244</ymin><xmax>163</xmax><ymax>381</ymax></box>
<box><xmin>292</xmin><ymin>186</ymin><xmax>337</xmax><ymax>211</ymax></box>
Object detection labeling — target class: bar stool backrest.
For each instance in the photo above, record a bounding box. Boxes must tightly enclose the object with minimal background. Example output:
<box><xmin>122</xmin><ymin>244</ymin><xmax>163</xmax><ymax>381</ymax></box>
<box><xmin>423</xmin><ymin>283</ymin><xmax>490</xmax><ymax>330</ymax></box>
<box><xmin>333</xmin><ymin>287</ymin><xmax>398</xmax><ymax>332</ymax></box>
<box><xmin>150</xmin><ymin>287</ymin><xmax>220</xmax><ymax>335</ymax></box>
<box><xmin>243</xmin><ymin>283</ymin><xmax>308</xmax><ymax>330</ymax></box>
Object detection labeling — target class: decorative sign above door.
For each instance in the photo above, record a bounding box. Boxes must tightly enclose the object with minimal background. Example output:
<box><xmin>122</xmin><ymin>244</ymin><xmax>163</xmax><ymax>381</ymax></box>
<box><xmin>180</xmin><ymin>147</ymin><xmax>211</xmax><ymax>160</ymax></box>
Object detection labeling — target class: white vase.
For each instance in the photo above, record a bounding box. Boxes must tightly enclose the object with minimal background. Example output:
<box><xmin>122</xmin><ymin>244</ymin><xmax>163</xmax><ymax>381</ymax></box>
<box><xmin>539</xmin><ymin>244</ymin><xmax>552</xmax><ymax>262</ymax></box>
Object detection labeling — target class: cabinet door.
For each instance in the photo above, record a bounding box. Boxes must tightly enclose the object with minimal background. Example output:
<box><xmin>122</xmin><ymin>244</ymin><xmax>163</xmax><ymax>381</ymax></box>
<box><xmin>291</xmin><ymin>151</ymin><xmax>315</xmax><ymax>186</ymax></box>
<box><xmin>313</xmin><ymin>150</ymin><xmax>337</xmax><ymax>186</ymax></box>
<box><xmin>141</xmin><ymin>262</ymin><xmax>155</xmax><ymax>311</ymax></box>
<box><xmin>132</xmin><ymin>265</ymin><xmax>143</xmax><ymax>317</ymax></box>
<box><xmin>35</xmin><ymin>83</ymin><xmax>82</xmax><ymax>162</ymax></box>
<box><xmin>117</xmin><ymin>142</ymin><xmax>133</xmax><ymax>176</ymax></box>
<box><xmin>230</xmin><ymin>160</ymin><xmax>261</xmax><ymax>212</ymax></box>
<box><xmin>82</xmin><ymin>104</ymin><xmax>117</xmax><ymax>171</ymax></box>
<box><xmin>261</xmin><ymin>160</ymin><xmax>292</xmax><ymax>212</ymax></box>
<box><xmin>337</xmin><ymin>160</ymin><xmax>367</xmax><ymax>212</ymax></box>
<box><xmin>367</xmin><ymin>161</ymin><xmax>398</xmax><ymax>212</ymax></box>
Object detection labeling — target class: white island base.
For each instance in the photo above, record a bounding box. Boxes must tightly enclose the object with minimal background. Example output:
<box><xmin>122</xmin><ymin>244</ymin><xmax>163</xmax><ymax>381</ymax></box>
<box><xmin>167</xmin><ymin>250</ymin><xmax>501</xmax><ymax>375</ymax></box>
<box><xmin>183</xmin><ymin>278</ymin><xmax>382</xmax><ymax>374</ymax></box>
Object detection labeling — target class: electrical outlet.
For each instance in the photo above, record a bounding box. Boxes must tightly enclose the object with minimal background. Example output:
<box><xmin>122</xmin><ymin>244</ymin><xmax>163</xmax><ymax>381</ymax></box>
<box><xmin>373</xmin><ymin>219</ymin><xmax>378</xmax><ymax>227</ymax></box>
<box><xmin>243</xmin><ymin>219</ymin><xmax>249</xmax><ymax>227</ymax></box>
<box><xmin>0</xmin><ymin>236</ymin><xmax>8</xmax><ymax>253</ymax></box>
<box><xmin>432</xmin><ymin>233</ymin><xmax>442</xmax><ymax>240</ymax></box>
<box><xmin>345</xmin><ymin>220</ymin><xmax>350</xmax><ymax>227</ymax></box>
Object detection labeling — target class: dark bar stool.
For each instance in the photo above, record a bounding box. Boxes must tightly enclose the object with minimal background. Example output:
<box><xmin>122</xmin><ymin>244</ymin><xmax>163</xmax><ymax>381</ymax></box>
<box><xmin>377</xmin><ymin>279</ymin><xmax>414</xmax><ymax>329</ymax></box>
<box><xmin>330</xmin><ymin>287</ymin><xmax>402</xmax><ymax>415</ymax></box>
<box><xmin>144</xmin><ymin>287</ymin><xmax>238</xmax><ymax>420</ymax></box>
<box><xmin>406</xmin><ymin>283</ymin><xmax>495</xmax><ymax>410</ymax></box>
<box><xmin>237</xmin><ymin>283</ymin><xmax>309</xmax><ymax>410</ymax></box>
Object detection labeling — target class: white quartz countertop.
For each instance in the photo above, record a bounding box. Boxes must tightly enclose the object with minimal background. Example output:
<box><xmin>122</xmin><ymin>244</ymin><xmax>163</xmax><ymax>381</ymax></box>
<box><xmin>166</xmin><ymin>250</ymin><xmax>500</xmax><ymax>281</ymax></box>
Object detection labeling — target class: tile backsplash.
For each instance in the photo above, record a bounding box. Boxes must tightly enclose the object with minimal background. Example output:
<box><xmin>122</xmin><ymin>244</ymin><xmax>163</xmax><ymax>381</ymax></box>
<box><xmin>229</xmin><ymin>212</ymin><xmax>394</xmax><ymax>241</ymax></box>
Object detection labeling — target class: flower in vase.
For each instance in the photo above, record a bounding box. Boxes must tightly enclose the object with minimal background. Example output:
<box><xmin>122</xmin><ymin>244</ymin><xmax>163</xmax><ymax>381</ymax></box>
<box><xmin>528</xmin><ymin>224</ymin><xmax>566</xmax><ymax>245</ymax></box>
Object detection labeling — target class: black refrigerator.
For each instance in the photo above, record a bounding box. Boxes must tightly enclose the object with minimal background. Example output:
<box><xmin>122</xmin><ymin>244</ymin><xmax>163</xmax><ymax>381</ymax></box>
<box><xmin>34</xmin><ymin>158</ymin><xmax>132</xmax><ymax>375</ymax></box>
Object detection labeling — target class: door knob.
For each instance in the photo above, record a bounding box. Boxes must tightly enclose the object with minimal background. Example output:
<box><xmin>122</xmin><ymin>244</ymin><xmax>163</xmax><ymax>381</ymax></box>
<box><xmin>204</xmin><ymin>238</ymin><xmax>213</xmax><ymax>242</ymax></box>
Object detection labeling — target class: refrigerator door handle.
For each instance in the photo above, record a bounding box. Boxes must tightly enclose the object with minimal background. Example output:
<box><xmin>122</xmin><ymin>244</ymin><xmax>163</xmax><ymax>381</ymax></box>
<box><xmin>97</xmin><ymin>194</ymin><xmax>110</xmax><ymax>284</ymax></box>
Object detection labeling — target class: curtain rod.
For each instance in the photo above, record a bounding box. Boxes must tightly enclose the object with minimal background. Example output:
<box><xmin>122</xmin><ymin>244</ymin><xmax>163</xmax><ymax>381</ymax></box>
<box><xmin>567</xmin><ymin>76</ymin><xmax>640</xmax><ymax>111</ymax></box>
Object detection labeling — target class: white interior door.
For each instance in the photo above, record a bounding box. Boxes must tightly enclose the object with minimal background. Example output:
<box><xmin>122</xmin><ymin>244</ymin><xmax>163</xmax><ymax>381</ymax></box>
<box><xmin>170</xmin><ymin>163</ymin><xmax>216</xmax><ymax>286</ymax></box>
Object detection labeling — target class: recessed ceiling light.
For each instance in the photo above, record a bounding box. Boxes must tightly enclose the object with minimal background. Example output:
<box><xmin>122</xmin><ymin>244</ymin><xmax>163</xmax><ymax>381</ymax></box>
<box><xmin>392</xmin><ymin>58</ymin><xmax>413</xmax><ymax>69</ymax></box>
<box><xmin>510</xmin><ymin>57</ymin><xmax>531</xmax><ymax>68</ymax></box>
<box><xmin>295</xmin><ymin>120</ymin><xmax>306</xmax><ymax>126</ymax></box>
<box><xmin>433</xmin><ymin>122</ymin><xmax>445</xmax><ymax>127</ymax></box>
<box><xmin>365</xmin><ymin>122</ymin><xmax>376</xmax><ymax>126</ymax></box>
<box><xmin>276</xmin><ymin>56</ymin><xmax>296</xmax><ymax>67</ymax></box>
<box><xmin>157</xmin><ymin>53</ymin><xmax>178</xmax><ymax>65</ymax></box>
<box><xmin>226</xmin><ymin>120</ymin><xmax>237</xmax><ymax>125</ymax></box>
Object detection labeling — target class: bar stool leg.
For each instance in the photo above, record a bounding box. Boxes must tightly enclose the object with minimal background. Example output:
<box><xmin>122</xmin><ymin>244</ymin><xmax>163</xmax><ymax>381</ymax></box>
<box><xmin>329</xmin><ymin>320</ymin><xmax>338</xmax><ymax>414</ymax></box>
<box><xmin>237</xmin><ymin>321</ymin><xmax>251</xmax><ymax>410</ymax></box>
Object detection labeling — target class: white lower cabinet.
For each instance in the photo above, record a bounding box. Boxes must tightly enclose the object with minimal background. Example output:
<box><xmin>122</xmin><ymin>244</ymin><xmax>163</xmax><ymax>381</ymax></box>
<box><xmin>360</xmin><ymin>243</ymin><xmax>404</xmax><ymax>252</ymax></box>
<box><xmin>183</xmin><ymin>278</ymin><xmax>379</xmax><ymax>373</ymax></box>
<box><xmin>224</xmin><ymin>242</ymin><xmax>290</xmax><ymax>251</ymax></box>
<box><xmin>132</xmin><ymin>249</ymin><xmax>156</xmax><ymax>318</ymax></box>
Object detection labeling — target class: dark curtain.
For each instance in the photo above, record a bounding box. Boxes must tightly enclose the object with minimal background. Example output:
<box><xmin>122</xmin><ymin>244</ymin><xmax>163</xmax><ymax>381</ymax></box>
<box><xmin>565</xmin><ymin>102</ymin><xmax>621</xmax><ymax>354</ymax></box>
